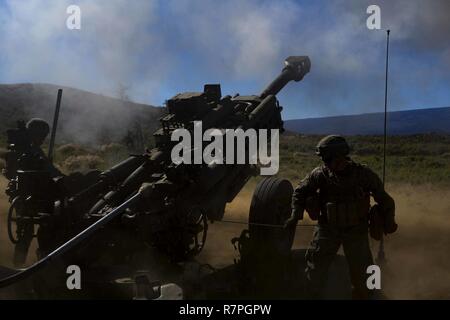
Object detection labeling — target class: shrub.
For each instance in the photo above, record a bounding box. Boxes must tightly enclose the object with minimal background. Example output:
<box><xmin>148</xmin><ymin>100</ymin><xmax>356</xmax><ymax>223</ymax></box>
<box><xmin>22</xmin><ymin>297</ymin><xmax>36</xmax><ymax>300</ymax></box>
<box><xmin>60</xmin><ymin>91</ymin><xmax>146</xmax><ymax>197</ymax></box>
<box><xmin>99</xmin><ymin>143</ymin><xmax>129</xmax><ymax>166</ymax></box>
<box><xmin>56</xmin><ymin>144</ymin><xmax>90</xmax><ymax>159</ymax></box>
<box><xmin>99</xmin><ymin>143</ymin><xmax>127</xmax><ymax>155</ymax></box>
<box><xmin>62</xmin><ymin>155</ymin><xmax>105</xmax><ymax>173</ymax></box>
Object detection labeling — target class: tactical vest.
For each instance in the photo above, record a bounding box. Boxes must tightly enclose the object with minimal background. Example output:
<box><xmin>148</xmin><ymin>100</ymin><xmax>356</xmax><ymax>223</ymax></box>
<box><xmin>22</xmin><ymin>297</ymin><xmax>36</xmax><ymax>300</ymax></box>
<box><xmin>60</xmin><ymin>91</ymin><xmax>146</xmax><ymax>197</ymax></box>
<box><xmin>318</xmin><ymin>163</ymin><xmax>370</xmax><ymax>227</ymax></box>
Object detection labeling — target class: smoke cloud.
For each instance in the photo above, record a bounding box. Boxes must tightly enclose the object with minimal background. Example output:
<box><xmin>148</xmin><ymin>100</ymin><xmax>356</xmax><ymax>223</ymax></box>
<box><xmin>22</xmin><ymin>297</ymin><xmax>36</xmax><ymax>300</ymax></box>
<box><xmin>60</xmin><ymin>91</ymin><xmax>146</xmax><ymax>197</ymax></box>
<box><xmin>0</xmin><ymin>0</ymin><xmax>172</xmax><ymax>103</ymax></box>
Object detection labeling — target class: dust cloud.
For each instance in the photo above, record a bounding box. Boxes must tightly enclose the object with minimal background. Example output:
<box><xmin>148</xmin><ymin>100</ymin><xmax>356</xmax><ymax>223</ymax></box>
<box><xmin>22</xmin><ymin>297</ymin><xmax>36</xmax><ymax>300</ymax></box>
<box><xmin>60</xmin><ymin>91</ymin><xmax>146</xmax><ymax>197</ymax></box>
<box><xmin>198</xmin><ymin>181</ymin><xmax>450</xmax><ymax>300</ymax></box>
<box><xmin>1</xmin><ymin>177</ymin><xmax>449</xmax><ymax>299</ymax></box>
<box><xmin>381</xmin><ymin>184</ymin><xmax>450</xmax><ymax>299</ymax></box>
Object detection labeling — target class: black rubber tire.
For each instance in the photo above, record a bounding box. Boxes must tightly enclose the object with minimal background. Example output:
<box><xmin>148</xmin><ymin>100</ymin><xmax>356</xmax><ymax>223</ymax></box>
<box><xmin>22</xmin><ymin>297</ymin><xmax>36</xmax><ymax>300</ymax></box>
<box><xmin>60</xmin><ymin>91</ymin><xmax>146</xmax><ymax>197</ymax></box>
<box><xmin>248</xmin><ymin>177</ymin><xmax>295</xmax><ymax>256</ymax></box>
<box><xmin>7</xmin><ymin>197</ymin><xmax>21</xmax><ymax>244</ymax></box>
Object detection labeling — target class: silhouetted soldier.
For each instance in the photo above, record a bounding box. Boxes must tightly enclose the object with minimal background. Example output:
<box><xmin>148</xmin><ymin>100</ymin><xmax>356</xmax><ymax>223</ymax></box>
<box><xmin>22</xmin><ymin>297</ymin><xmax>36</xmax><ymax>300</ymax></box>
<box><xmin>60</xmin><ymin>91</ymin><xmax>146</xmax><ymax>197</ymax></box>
<box><xmin>285</xmin><ymin>135</ymin><xmax>397</xmax><ymax>299</ymax></box>
<box><xmin>6</xmin><ymin>119</ymin><xmax>63</xmax><ymax>265</ymax></box>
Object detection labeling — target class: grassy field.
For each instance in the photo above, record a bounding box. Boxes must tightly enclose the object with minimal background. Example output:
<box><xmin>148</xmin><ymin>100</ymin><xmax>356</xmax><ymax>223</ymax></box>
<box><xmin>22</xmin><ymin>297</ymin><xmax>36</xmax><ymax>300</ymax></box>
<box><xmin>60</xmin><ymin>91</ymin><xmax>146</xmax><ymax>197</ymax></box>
<box><xmin>278</xmin><ymin>133</ymin><xmax>450</xmax><ymax>185</ymax></box>
<box><xmin>2</xmin><ymin>133</ymin><xmax>450</xmax><ymax>185</ymax></box>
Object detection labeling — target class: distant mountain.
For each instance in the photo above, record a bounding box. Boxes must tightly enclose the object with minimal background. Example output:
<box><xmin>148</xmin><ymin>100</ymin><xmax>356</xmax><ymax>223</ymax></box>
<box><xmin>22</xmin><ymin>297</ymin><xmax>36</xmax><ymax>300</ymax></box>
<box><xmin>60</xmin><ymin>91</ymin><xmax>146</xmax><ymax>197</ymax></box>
<box><xmin>0</xmin><ymin>83</ymin><xmax>165</xmax><ymax>145</ymax></box>
<box><xmin>284</xmin><ymin>107</ymin><xmax>450</xmax><ymax>135</ymax></box>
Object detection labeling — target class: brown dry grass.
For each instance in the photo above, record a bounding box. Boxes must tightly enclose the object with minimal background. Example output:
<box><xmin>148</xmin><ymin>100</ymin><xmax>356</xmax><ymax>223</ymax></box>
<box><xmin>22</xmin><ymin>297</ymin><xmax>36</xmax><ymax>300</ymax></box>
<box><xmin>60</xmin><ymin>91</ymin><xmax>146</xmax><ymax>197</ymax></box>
<box><xmin>62</xmin><ymin>155</ymin><xmax>105</xmax><ymax>172</ymax></box>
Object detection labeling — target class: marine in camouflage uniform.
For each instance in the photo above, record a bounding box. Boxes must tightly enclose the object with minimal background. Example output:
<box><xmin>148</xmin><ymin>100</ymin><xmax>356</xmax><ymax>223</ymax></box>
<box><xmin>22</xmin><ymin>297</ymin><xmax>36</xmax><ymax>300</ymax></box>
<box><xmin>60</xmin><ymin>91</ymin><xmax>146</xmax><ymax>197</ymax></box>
<box><xmin>5</xmin><ymin>119</ymin><xmax>103</xmax><ymax>265</ymax></box>
<box><xmin>284</xmin><ymin>135</ymin><xmax>397</xmax><ymax>299</ymax></box>
<box><xmin>11</xmin><ymin>119</ymin><xmax>64</xmax><ymax>265</ymax></box>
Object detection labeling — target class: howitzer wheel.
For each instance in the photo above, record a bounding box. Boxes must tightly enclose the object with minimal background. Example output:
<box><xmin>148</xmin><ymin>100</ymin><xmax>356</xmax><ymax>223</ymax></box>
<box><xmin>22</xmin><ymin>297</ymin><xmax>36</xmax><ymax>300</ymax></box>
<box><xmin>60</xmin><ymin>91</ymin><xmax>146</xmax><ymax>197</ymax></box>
<box><xmin>248</xmin><ymin>177</ymin><xmax>295</xmax><ymax>256</ymax></box>
<box><xmin>156</xmin><ymin>206</ymin><xmax>209</xmax><ymax>262</ymax></box>
<box><xmin>7</xmin><ymin>196</ymin><xmax>22</xmax><ymax>244</ymax></box>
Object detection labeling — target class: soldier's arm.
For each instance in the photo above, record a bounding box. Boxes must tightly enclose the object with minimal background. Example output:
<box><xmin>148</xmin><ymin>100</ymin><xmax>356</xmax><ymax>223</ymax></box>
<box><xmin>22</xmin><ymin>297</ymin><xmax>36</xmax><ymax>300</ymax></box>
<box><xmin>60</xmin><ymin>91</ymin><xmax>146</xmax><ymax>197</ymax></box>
<box><xmin>46</xmin><ymin>161</ymin><xmax>64</xmax><ymax>178</ymax></box>
<box><xmin>36</xmin><ymin>147</ymin><xmax>64</xmax><ymax>178</ymax></box>
<box><xmin>290</xmin><ymin>167</ymin><xmax>322</xmax><ymax>221</ymax></box>
<box><xmin>363</xmin><ymin>167</ymin><xmax>396</xmax><ymax>230</ymax></box>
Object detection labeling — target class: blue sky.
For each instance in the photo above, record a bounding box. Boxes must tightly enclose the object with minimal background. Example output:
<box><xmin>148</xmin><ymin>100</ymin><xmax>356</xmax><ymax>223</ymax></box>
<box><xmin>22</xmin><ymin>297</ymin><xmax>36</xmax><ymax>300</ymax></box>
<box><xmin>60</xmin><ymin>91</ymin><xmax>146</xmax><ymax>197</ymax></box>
<box><xmin>0</xmin><ymin>0</ymin><xmax>449</xmax><ymax>119</ymax></box>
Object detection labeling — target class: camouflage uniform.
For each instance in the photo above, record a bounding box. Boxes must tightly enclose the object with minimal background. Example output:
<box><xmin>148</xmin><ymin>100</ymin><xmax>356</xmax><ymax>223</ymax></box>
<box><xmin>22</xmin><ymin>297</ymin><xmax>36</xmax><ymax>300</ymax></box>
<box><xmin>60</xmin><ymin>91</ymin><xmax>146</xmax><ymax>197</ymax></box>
<box><xmin>24</xmin><ymin>144</ymin><xmax>63</xmax><ymax>178</ymax></box>
<box><xmin>10</xmin><ymin>119</ymin><xmax>62</xmax><ymax>265</ymax></box>
<box><xmin>290</xmin><ymin>136</ymin><xmax>396</xmax><ymax>299</ymax></box>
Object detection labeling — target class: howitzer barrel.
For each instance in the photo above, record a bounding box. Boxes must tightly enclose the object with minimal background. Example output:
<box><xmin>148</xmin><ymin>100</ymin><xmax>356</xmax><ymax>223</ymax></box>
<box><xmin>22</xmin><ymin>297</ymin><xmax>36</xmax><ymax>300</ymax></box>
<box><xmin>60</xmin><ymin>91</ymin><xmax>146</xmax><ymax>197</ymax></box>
<box><xmin>260</xmin><ymin>56</ymin><xmax>311</xmax><ymax>99</ymax></box>
<box><xmin>101</xmin><ymin>155</ymin><xmax>146</xmax><ymax>183</ymax></box>
<box><xmin>249</xmin><ymin>95</ymin><xmax>276</xmax><ymax>122</ymax></box>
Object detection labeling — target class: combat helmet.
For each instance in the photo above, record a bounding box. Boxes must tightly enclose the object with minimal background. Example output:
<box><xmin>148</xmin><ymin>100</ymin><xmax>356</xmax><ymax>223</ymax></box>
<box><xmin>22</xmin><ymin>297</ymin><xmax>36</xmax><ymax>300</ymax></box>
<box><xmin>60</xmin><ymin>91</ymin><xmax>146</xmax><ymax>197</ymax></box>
<box><xmin>26</xmin><ymin>118</ymin><xmax>50</xmax><ymax>138</ymax></box>
<box><xmin>315</xmin><ymin>135</ymin><xmax>350</xmax><ymax>159</ymax></box>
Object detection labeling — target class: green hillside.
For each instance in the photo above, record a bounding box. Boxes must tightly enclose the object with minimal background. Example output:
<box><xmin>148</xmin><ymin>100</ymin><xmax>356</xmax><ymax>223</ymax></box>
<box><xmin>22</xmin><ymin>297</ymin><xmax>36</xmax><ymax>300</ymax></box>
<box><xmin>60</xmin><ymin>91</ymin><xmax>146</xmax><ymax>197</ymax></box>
<box><xmin>278</xmin><ymin>133</ymin><xmax>450</xmax><ymax>185</ymax></box>
<box><xmin>2</xmin><ymin>133</ymin><xmax>449</xmax><ymax>186</ymax></box>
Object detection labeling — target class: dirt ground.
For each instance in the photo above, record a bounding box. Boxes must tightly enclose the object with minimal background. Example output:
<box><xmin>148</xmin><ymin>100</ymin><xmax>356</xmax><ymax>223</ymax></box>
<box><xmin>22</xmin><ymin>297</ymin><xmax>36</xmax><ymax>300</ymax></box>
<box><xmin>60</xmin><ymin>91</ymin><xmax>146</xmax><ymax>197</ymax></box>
<box><xmin>0</xmin><ymin>178</ymin><xmax>14</xmax><ymax>268</ymax></box>
<box><xmin>198</xmin><ymin>181</ymin><xmax>450</xmax><ymax>300</ymax></box>
<box><xmin>1</xmin><ymin>177</ymin><xmax>449</xmax><ymax>299</ymax></box>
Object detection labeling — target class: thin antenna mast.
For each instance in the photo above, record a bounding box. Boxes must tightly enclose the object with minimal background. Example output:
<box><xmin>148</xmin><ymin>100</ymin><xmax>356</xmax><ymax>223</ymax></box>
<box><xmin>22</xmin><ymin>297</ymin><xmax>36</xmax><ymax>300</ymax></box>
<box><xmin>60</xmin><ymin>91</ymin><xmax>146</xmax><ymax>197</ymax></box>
<box><xmin>377</xmin><ymin>29</ymin><xmax>390</xmax><ymax>264</ymax></box>
<box><xmin>48</xmin><ymin>89</ymin><xmax>63</xmax><ymax>163</ymax></box>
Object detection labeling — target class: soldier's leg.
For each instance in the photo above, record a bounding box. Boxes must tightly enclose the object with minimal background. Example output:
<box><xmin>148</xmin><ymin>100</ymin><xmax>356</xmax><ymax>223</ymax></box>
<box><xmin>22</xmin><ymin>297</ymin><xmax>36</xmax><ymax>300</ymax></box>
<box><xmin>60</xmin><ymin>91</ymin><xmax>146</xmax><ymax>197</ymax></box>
<box><xmin>13</xmin><ymin>224</ymin><xmax>34</xmax><ymax>267</ymax></box>
<box><xmin>342</xmin><ymin>224</ymin><xmax>374</xmax><ymax>299</ymax></box>
<box><xmin>305</xmin><ymin>225</ymin><xmax>341</xmax><ymax>299</ymax></box>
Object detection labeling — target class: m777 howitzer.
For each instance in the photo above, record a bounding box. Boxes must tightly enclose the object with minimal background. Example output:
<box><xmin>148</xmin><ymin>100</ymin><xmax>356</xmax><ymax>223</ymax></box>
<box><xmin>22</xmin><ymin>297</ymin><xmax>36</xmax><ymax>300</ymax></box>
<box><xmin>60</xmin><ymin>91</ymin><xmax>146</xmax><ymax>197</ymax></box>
<box><xmin>0</xmin><ymin>56</ymin><xmax>311</xmax><ymax>292</ymax></box>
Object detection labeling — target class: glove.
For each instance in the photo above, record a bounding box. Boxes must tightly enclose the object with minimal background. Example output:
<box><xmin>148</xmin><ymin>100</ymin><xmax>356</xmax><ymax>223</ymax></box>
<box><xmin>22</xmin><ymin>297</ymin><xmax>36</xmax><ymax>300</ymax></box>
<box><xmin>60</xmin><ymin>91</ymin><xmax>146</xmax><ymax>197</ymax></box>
<box><xmin>283</xmin><ymin>216</ymin><xmax>298</xmax><ymax>229</ymax></box>
<box><xmin>139</xmin><ymin>183</ymin><xmax>153</xmax><ymax>198</ymax></box>
<box><xmin>284</xmin><ymin>208</ymin><xmax>302</xmax><ymax>229</ymax></box>
<box><xmin>305</xmin><ymin>194</ymin><xmax>320</xmax><ymax>220</ymax></box>
<box><xmin>384</xmin><ymin>218</ymin><xmax>398</xmax><ymax>234</ymax></box>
